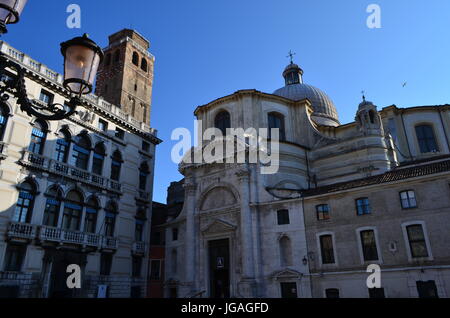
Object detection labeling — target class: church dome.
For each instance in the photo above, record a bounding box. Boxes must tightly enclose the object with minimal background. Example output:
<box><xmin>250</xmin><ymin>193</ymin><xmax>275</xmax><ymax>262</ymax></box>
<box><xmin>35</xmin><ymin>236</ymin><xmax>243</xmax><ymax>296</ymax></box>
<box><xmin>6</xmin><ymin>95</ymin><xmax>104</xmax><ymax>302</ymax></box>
<box><xmin>273</xmin><ymin>62</ymin><xmax>340</xmax><ymax>127</ymax></box>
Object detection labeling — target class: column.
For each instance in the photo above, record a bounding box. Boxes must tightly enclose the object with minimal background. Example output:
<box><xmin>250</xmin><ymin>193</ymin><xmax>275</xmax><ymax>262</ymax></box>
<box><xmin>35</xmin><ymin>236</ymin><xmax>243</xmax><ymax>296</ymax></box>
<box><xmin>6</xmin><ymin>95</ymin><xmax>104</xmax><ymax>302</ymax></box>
<box><xmin>184</xmin><ymin>181</ymin><xmax>197</xmax><ymax>292</ymax></box>
<box><xmin>236</xmin><ymin>167</ymin><xmax>257</xmax><ymax>297</ymax></box>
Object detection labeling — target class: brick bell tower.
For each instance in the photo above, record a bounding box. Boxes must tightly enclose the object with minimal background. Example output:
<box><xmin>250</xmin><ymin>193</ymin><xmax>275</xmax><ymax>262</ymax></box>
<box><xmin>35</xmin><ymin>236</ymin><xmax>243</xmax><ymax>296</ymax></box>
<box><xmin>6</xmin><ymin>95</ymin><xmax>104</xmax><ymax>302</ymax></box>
<box><xmin>95</xmin><ymin>29</ymin><xmax>155</xmax><ymax>125</ymax></box>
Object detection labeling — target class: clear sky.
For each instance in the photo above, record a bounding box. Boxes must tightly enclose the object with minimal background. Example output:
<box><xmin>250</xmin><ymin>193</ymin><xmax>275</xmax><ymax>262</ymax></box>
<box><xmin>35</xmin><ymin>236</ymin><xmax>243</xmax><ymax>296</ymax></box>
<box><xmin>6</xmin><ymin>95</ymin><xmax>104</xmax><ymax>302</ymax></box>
<box><xmin>5</xmin><ymin>0</ymin><xmax>450</xmax><ymax>203</ymax></box>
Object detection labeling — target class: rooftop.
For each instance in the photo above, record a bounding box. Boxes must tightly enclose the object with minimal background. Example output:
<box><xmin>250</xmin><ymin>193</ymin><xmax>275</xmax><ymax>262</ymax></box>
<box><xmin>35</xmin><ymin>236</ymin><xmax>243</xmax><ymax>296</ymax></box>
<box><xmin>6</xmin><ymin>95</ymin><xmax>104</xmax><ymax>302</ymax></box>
<box><xmin>301</xmin><ymin>156</ymin><xmax>450</xmax><ymax>197</ymax></box>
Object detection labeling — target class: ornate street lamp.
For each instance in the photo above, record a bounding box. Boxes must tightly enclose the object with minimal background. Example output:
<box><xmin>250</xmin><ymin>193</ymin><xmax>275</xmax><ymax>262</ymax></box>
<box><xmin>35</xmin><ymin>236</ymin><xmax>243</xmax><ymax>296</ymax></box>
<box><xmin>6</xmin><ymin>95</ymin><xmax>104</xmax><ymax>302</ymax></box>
<box><xmin>0</xmin><ymin>0</ymin><xmax>28</xmax><ymax>34</ymax></box>
<box><xmin>0</xmin><ymin>0</ymin><xmax>104</xmax><ymax>121</ymax></box>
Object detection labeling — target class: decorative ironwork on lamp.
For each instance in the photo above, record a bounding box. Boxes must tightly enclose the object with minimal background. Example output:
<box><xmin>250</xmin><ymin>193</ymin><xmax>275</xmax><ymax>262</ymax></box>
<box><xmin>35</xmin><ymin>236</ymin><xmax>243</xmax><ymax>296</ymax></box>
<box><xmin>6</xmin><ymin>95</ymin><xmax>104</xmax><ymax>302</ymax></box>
<box><xmin>0</xmin><ymin>0</ymin><xmax>104</xmax><ymax>121</ymax></box>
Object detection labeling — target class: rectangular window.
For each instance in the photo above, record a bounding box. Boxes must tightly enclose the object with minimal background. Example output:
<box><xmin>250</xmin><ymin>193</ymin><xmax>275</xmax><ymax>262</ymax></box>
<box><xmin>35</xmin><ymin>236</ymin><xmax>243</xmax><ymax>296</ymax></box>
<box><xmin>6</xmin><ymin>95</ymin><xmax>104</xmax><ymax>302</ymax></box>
<box><xmin>415</xmin><ymin>125</ymin><xmax>439</xmax><ymax>153</ymax></box>
<box><xmin>92</xmin><ymin>155</ymin><xmax>104</xmax><ymax>176</ymax></box>
<box><xmin>135</xmin><ymin>220</ymin><xmax>144</xmax><ymax>242</ymax></box>
<box><xmin>84</xmin><ymin>208</ymin><xmax>97</xmax><ymax>233</ymax></box>
<box><xmin>28</xmin><ymin>127</ymin><xmax>46</xmax><ymax>155</ymax></box>
<box><xmin>142</xmin><ymin>141</ymin><xmax>150</xmax><ymax>152</ymax></box>
<box><xmin>104</xmin><ymin>213</ymin><xmax>116</xmax><ymax>237</ymax></box>
<box><xmin>150</xmin><ymin>260</ymin><xmax>161</xmax><ymax>280</ymax></box>
<box><xmin>417</xmin><ymin>281</ymin><xmax>439</xmax><ymax>298</ymax></box>
<box><xmin>325</xmin><ymin>288</ymin><xmax>340</xmax><ymax>298</ymax></box>
<box><xmin>172</xmin><ymin>228</ymin><xmax>178</xmax><ymax>241</ymax></box>
<box><xmin>62</xmin><ymin>204</ymin><xmax>82</xmax><ymax>231</ymax></box>
<box><xmin>111</xmin><ymin>160</ymin><xmax>121</xmax><ymax>181</ymax></box>
<box><xmin>319</xmin><ymin>235</ymin><xmax>335</xmax><ymax>264</ymax></box>
<box><xmin>132</xmin><ymin>256</ymin><xmax>142</xmax><ymax>277</ymax></box>
<box><xmin>369</xmin><ymin>288</ymin><xmax>386</xmax><ymax>298</ymax></box>
<box><xmin>316</xmin><ymin>204</ymin><xmax>330</xmax><ymax>221</ymax></box>
<box><xmin>71</xmin><ymin>145</ymin><xmax>90</xmax><ymax>170</ymax></box>
<box><xmin>98</xmin><ymin>119</ymin><xmax>108</xmax><ymax>132</ymax></box>
<box><xmin>115</xmin><ymin>127</ymin><xmax>124</xmax><ymax>140</ymax></box>
<box><xmin>43</xmin><ymin>199</ymin><xmax>60</xmax><ymax>227</ymax></box>
<box><xmin>356</xmin><ymin>198</ymin><xmax>371</xmax><ymax>216</ymax></box>
<box><xmin>100</xmin><ymin>253</ymin><xmax>113</xmax><ymax>276</ymax></box>
<box><xmin>360</xmin><ymin>230</ymin><xmax>379</xmax><ymax>261</ymax></box>
<box><xmin>400</xmin><ymin>190</ymin><xmax>417</xmax><ymax>209</ymax></box>
<box><xmin>407</xmin><ymin>225</ymin><xmax>429</xmax><ymax>258</ymax></box>
<box><xmin>4</xmin><ymin>244</ymin><xmax>26</xmax><ymax>272</ymax></box>
<box><xmin>39</xmin><ymin>90</ymin><xmax>54</xmax><ymax>105</ymax></box>
<box><xmin>277</xmin><ymin>209</ymin><xmax>290</xmax><ymax>225</ymax></box>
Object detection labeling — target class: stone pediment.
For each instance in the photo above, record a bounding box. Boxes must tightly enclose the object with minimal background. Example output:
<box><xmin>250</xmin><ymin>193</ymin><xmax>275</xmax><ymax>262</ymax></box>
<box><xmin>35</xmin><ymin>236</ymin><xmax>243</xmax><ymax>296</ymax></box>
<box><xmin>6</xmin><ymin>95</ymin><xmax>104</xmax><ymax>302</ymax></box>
<box><xmin>270</xmin><ymin>269</ymin><xmax>303</xmax><ymax>280</ymax></box>
<box><xmin>201</xmin><ymin>219</ymin><xmax>236</xmax><ymax>235</ymax></box>
<box><xmin>200</xmin><ymin>186</ymin><xmax>237</xmax><ymax>211</ymax></box>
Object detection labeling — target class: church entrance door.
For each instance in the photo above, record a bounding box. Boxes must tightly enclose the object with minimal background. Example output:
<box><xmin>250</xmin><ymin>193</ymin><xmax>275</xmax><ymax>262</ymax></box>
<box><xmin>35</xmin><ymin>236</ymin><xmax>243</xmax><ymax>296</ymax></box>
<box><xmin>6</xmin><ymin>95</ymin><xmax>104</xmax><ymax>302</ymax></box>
<box><xmin>208</xmin><ymin>239</ymin><xmax>230</xmax><ymax>298</ymax></box>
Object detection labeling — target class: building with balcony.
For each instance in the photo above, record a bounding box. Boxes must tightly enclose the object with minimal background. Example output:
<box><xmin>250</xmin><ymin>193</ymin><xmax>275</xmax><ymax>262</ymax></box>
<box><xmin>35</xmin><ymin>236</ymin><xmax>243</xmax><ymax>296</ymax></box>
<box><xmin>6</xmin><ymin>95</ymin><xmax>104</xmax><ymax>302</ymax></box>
<box><xmin>0</xmin><ymin>29</ymin><xmax>161</xmax><ymax>298</ymax></box>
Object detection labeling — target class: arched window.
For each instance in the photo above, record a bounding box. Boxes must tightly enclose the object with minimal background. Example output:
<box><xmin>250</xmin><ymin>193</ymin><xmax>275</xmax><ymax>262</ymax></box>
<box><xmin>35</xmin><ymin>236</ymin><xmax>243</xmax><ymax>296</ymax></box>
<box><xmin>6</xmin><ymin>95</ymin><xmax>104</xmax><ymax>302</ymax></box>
<box><xmin>28</xmin><ymin>121</ymin><xmax>47</xmax><ymax>154</ymax></box>
<box><xmin>43</xmin><ymin>185</ymin><xmax>63</xmax><ymax>227</ymax></box>
<box><xmin>62</xmin><ymin>190</ymin><xmax>83</xmax><ymax>231</ymax></box>
<box><xmin>104</xmin><ymin>201</ymin><xmax>117</xmax><ymax>237</ymax></box>
<box><xmin>415</xmin><ymin>124</ymin><xmax>439</xmax><ymax>153</ymax></box>
<box><xmin>0</xmin><ymin>103</ymin><xmax>10</xmax><ymax>141</ymax></box>
<box><xmin>369</xmin><ymin>110</ymin><xmax>376</xmax><ymax>124</ymax></box>
<box><xmin>84</xmin><ymin>197</ymin><xmax>99</xmax><ymax>233</ymax></box>
<box><xmin>105</xmin><ymin>53</ymin><xmax>111</xmax><ymax>66</ymax></box>
<box><xmin>139</xmin><ymin>162</ymin><xmax>150</xmax><ymax>191</ymax></box>
<box><xmin>114</xmin><ymin>50</ymin><xmax>120</xmax><ymax>62</ymax></box>
<box><xmin>111</xmin><ymin>150</ymin><xmax>122</xmax><ymax>181</ymax></box>
<box><xmin>268</xmin><ymin>112</ymin><xmax>286</xmax><ymax>141</ymax></box>
<box><xmin>71</xmin><ymin>134</ymin><xmax>91</xmax><ymax>170</ymax></box>
<box><xmin>92</xmin><ymin>143</ymin><xmax>106</xmax><ymax>176</ymax></box>
<box><xmin>54</xmin><ymin>130</ymin><xmax>71</xmax><ymax>163</ymax></box>
<box><xmin>13</xmin><ymin>181</ymin><xmax>37</xmax><ymax>223</ymax></box>
<box><xmin>214</xmin><ymin>111</ymin><xmax>231</xmax><ymax>136</ymax></box>
<box><xmin>135</xmin><ymin>206</ymin><xmax>146</xmax><ymax>242</ymax></box>
<box><xmin>141</xmin><ymin>58</ymin><xmax>148</xmax><ymax>72</ymax></box>
<box><xmin>132</xmin><ymin>52</ymin><xmax>139</xmax><ymax>66</ymax></box>
<box><xmin>279</xmin><ymin>236</ymin><xmax>293</xmax><ymax>267</ymax></box>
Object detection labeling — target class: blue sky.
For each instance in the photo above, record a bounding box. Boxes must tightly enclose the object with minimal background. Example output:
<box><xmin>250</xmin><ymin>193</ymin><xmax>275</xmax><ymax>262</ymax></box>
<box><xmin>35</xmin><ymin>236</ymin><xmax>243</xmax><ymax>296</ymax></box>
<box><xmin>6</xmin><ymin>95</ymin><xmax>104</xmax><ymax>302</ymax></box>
<box><xmin>5</xmin><ymin>0</ymin><xmax>450</xmax><ymax>203</ymax></box>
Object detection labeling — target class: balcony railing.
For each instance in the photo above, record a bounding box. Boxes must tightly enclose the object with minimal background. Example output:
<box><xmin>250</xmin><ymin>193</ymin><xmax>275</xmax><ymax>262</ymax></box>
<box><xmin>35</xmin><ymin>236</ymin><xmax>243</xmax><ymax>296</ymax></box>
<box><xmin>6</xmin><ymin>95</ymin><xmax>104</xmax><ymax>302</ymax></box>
<box><xmin>21</xmin><ymin>151</ymin><xmax>122</xmax><ymax>193</ymax></box>
<box><xmin>7</xmin><ymin>223</ymin><xmax>119</xmax><ymax>251</ymax></box>
<box><xmin>102</xmin><ymin>236</ymin><xmax>119</xmax><ymax>250</ymax></box>
<box><xmin>8</xmin><ymin>222</ymin><xmax>36</xmax><ymax>240</ymax></box>
<box><xmin>39</xmin><ymin>226</ymin><xmax>102</xmax><ymax>248</ymax></box>
<box><xmin>132</xmin><ymin>241</ymin><xmax>146</xmax><ymax>255</ymax></box>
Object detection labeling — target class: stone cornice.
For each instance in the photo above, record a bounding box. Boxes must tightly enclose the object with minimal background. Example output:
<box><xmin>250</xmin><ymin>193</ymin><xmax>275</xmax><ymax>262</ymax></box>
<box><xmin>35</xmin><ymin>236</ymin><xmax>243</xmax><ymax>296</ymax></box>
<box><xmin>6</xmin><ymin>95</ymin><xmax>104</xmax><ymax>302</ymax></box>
<box><xmin>193</xmin><ymin>89</ymin><xmax>312</xmax><ymax>116</ymax></box>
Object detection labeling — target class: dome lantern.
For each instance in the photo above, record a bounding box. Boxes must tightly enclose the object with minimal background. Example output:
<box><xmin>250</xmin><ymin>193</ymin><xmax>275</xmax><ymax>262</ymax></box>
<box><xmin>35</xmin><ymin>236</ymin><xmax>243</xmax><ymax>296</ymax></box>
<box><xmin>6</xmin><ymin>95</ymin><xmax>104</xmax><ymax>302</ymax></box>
<box><xmin>273</xmin><ymin>61</ymin><xmax>340</xmax><ymax>127</ymax></box>
<box><xmin>283</xmin><ymin>62</ymin><xmax>304</xmax><ymax>86</ymax></box>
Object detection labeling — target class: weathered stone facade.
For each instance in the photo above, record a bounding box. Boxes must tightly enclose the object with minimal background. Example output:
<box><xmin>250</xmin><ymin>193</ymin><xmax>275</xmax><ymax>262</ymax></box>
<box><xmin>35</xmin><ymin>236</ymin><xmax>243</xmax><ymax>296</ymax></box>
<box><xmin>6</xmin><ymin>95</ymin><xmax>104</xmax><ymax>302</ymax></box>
<box><xmin>164</xmin><ymin>62</ymin><xmax>450</xmax><ymax>298</ymax></box>
<box><xmin>95</xmin><ymin>29</ymin><xmax>154</xmax><ymax>126</ymax></box>
<box><xmin>0</xmin><ymin>32</ymin><xmax>160</xmax><ymax>298</ymax></box>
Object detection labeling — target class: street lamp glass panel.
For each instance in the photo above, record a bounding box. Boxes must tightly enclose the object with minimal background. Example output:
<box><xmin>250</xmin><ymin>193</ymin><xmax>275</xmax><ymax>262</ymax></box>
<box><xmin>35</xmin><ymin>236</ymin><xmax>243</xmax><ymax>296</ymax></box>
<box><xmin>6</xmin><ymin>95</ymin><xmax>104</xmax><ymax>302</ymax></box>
<box><xmin>0</xmin><ymin>0</ymin><xmax>28</xmax><ymax>24</ymax></box>
<box><xmin>63</xmin><ymin>44</ymin><xmax>101</xmax><ymax>95</ymax></box>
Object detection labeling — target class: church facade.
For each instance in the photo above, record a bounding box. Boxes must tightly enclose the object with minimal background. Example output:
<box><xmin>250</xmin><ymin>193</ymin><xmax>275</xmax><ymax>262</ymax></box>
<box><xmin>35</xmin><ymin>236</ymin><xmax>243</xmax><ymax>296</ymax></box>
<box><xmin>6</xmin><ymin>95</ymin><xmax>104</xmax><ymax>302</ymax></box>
<box><xmin>164</xmin><ymin>61</ymin><xmax>450</xmax><ymax>298</ymax></box>
<box><xmin>0</xmin><ymin>29</ymin><xmax>160</xmax><ymax>298</ymax></box>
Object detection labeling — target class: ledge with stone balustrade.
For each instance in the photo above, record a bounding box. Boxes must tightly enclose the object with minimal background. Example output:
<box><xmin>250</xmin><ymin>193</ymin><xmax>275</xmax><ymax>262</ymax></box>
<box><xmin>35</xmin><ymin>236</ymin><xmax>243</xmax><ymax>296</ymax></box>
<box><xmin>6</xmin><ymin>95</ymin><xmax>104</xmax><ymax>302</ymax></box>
<box><xmin>20</xmin><ymin>150</ymin><xmax>122</xmax><ymax>194</ymax></box>
<box><xmin>7</xmin><ymin>222</ymin><xmax>119</xmax><ymax>251</ymax></box>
